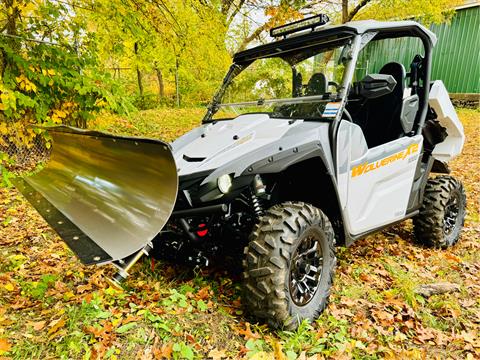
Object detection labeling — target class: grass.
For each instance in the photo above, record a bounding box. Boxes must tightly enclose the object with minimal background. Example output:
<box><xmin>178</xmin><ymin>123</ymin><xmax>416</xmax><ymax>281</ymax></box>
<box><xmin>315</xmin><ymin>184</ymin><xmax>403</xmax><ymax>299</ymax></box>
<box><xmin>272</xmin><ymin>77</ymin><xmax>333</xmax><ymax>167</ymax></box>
<box><xmin>0</xmin><ymin>107</ymin><xmax>479</xmax><ymax>359</ymax></box>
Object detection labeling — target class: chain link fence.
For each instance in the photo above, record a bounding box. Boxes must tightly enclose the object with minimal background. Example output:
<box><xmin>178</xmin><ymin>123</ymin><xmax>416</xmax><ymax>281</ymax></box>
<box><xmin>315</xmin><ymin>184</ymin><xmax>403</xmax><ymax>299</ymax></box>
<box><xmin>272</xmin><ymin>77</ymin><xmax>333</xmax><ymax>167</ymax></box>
<box><xmin>0</xmin><ymin>134</ymin><xmax>51</xmax><ymax>172</ymax></box>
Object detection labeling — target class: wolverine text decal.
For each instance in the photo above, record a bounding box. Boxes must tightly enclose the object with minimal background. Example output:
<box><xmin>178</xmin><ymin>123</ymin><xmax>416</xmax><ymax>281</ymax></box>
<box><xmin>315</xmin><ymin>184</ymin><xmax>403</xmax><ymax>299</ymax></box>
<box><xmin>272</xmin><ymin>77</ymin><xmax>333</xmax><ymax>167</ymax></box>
<box><xmin>351</xmin><ymin>143</ymin><xmax>419</xmax><ymax>178</ymax></box>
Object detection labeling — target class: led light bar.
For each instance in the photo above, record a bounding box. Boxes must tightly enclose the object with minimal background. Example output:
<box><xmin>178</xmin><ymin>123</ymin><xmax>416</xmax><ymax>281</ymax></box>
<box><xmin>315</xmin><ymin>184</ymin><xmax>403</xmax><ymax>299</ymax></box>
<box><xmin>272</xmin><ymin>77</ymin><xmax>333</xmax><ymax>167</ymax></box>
<box><xmin>270</xmin><ymin>14</ymin><xmax>330</xmax><ymax>38</ymax></box>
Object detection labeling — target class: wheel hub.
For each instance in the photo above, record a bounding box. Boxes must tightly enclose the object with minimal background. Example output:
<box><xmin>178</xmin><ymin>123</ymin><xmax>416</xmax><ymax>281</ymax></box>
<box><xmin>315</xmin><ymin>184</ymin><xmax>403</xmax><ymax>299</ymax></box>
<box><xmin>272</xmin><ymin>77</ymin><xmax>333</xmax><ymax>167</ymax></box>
<box><xmin>289</xmin><ymin>231</ymin><xmax>323</xmax><ymax>306</ymax></box>
<box><xmin>444</xmin><ymin>193</ymin><xmax>460</xmax><ymax>235</ymax></box>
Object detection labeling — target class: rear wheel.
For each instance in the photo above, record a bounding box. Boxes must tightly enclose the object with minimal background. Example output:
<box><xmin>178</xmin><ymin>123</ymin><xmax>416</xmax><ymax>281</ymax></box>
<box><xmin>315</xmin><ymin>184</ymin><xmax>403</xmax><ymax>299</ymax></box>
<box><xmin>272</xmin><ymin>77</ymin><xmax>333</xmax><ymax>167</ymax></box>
<box><xmin>413</xmin><ymin>175</ymin><xmax>466</xmax><ymax>248</ymax></box>
<box><xmin>242</xmin><ymin>202</ymin><xmax>336</xmax><ymax>330</ymax></box>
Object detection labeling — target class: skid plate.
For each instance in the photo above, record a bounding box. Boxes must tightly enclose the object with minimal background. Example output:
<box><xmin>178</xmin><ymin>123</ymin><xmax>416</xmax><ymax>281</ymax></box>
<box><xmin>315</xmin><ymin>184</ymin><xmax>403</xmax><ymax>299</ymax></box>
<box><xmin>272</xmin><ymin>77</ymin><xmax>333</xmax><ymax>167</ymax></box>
<box><xmin>14</xmin><ymin>126</ymin><xmax>178</xmax><ymax>265</ymax></box>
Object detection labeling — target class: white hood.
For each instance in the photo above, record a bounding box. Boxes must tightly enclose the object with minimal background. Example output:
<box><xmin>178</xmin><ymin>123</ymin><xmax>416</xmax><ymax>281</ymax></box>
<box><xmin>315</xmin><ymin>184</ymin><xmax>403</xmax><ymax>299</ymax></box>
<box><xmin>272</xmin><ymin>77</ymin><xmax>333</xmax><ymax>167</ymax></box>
<box><xmin>172</xmin><ymin>114</ymin><xmax>301</xmax><ymax>176</ymax></box>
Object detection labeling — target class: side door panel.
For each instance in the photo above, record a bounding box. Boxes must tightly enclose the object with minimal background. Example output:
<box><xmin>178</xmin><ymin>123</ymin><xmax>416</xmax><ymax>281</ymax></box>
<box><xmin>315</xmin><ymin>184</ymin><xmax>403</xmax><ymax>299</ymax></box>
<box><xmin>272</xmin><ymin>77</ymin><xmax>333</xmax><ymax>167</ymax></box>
<box><xmin>336</xmin><ymin>120</ymin><xmax>422</xmax><ymax>235</ymax></box>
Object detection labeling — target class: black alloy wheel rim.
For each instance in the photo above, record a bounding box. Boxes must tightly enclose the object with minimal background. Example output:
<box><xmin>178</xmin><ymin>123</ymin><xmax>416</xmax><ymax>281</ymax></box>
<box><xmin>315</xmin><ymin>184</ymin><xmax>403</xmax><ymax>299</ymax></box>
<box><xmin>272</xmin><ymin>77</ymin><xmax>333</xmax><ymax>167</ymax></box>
<box><xmin>289</xmin><ymin>229</ymin><xmax>323</xmax><ymax>306</ymax></box>
<box><xmin>444</xmin><ymin>192</ymin><xmax>460</xmax><ymax>236</ymax></box>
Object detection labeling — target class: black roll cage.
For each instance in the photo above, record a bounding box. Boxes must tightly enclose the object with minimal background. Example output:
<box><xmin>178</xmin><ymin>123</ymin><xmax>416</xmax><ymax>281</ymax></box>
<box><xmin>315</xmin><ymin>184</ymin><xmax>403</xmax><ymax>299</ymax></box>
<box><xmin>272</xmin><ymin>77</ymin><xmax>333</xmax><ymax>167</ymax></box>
<box><xmin>204</xmin><ymin>22</ymin><xmax>435</xmax><ymax>132</ymax></box>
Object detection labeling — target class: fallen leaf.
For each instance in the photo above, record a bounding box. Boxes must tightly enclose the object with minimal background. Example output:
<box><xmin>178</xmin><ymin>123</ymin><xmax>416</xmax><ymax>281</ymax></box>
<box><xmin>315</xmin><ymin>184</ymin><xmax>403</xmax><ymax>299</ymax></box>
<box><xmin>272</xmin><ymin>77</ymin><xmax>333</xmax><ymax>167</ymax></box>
<box><xmin>31</xmin><ymin>321</ymin><xmax>46</xmax><ymax>331</ymax></box>
<box><xmin>458</xmin><ymin>331</ymin><xmax>478</xmax><ymax>345</ymax></box>
<box><xmin>153</xmin><ymin>342</ymin><xmax>173</xmax><ymax>360</ymax></box>
<box><xmin>48</xmin><ymin>318</ymin><xmax>65</xmax><ymax>335</ymax></box>
<box><xmin>359</xmin><ymin>273</ymin><xmax>373</xmax><ymax>282</ymax></box>
<box><xmin>195</xmin><ymin>286</ymin><xmax>210</xmax><ymax>300</ymax></box>
<box><xmin>371</xmin><ymin>309</ymin><xmax>394</xmax><ymax>326</ymax></box>
<box><xmin>185</xmin><ymin>333</ymin><xmax>195</xmax><ymax>344</ymax></box>
<box><xmin>414</xmin><ymin>327</ymin><xmax>436</xmax><ymax>344</ymax></box>
<box><xmin>208</xmin><ymin>348</ymin><xmax>227</xmax><ymax>360</ymax></box>
<box><xmin>76</xmin><ymin>284</ymin><xmax>92</xmax><ymax>294</ymax></box>
<box><xmin>271</xmin><ymin>338</ymin><xmax>287</xmax><ymax>360</ymax></box>
<box><xmin>444</xmin><ymin>253</ymin><xmax>462</xmax><ymax>263</ymax></box>
<box><xmin>3</xmin><ymin>283</ymin><xmax>14</xmax><ymax>292</ymax></box>
<box><xmin>0</xmin><ymin>339</ymin><xmax>11</xmax><ymax>353</ymax></box>
<box><xmin>237</xmin><ymin>322</ymin><xmax>261</xmax><ymax>340</ymax></box>
<box><xmin>250</xmin><ymin>351</ymin><xmax>275</xmax><ymax>360</ymax></box>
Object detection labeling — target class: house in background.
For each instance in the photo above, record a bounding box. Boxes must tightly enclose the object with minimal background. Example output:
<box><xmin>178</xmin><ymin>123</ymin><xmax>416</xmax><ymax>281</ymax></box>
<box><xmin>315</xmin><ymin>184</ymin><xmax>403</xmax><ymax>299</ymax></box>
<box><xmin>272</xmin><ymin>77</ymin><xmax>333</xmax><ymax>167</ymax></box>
<box><xmin>430</xmin><ymin>1</ymin><xmax>479</xmax><ymax>106</ymax></box>
<box><xmin>354</xmin><ymin>1</ymin><xmax>479</xmax><ymax>107</ymax></box>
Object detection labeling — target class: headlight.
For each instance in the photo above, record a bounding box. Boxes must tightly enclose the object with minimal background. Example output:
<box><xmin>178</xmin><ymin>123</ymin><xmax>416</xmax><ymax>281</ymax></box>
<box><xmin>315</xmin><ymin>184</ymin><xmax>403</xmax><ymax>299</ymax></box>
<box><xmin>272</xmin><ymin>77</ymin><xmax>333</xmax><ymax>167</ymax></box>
<box><xmin>217</xmin><ymin>174</ymin><xmax>232</xmax><ymax>194</ymax></box>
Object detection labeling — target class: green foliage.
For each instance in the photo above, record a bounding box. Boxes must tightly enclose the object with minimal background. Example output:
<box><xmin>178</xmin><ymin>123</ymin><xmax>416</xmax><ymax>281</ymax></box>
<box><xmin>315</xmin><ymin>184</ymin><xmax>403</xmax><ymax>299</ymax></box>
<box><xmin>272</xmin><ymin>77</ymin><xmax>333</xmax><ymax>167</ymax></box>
<box><xmin>0</xmin><ymin>0</ymin><xmax>464</xmax><ymax>143</ymax></box>
<box><xmin>6</xmin><ymin>254</ymin><xmax>27</xmax><ymax>271</ymax></box>
<box><xmin>354</xmin><ymin>0</ymin><xmax>462</xmax><ymax>25</ymax></box>
<box><xmin>90</xmin><ymin>0</ymin><xmax>231</xmax><ymax>107</ymax></box>
<box><xmin>0</xmin><ymin>0</ymin><xmax>129</xmax><ymax>153</ymax></box>
<box><xmin>226</xmin><ymin>58</ymin><xmax>292</xmax><ymax>102</ymax></box>
<box><xmin>245</xmin><ymin>338</ymin><xmax>269</xmax><ymax>357</ymax></box>
<box><xmin>116</xmin><ymin>322</ymin><xmax>137</xmax><ymax>334</ymax></box>
<box><xmin>172</xmin><ymin>342</ymin><xmax>195</xmax><ymax>360</ymax></box>
<box><xmin>22</xmin><ymin>274</ymin><xmax>57</xmax><ymax>300</ymax></box>
<box><xmin>0</xmin><ymin>162</ymin><xmax>13</xmax><ymax>187</ymax></box>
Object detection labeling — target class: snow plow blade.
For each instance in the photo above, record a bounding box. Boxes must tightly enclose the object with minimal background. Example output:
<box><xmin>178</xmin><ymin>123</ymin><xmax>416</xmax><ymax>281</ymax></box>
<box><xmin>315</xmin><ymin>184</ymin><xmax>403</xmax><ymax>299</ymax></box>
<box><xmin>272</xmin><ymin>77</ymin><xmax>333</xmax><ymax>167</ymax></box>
<box><xmin>14</xmin><ymin>126</ymin><xmax>178</xmax><ymax>265</ymax></box>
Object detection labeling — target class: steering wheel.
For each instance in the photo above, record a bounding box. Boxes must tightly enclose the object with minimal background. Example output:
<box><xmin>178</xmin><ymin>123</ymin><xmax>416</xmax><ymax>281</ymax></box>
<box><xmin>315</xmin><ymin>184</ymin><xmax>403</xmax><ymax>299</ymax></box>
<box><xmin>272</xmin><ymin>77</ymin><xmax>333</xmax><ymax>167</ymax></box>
<box><xmin>328</xmin><ymin>81</ymin><xmax>339</xmax><ymax>91</ymax></box>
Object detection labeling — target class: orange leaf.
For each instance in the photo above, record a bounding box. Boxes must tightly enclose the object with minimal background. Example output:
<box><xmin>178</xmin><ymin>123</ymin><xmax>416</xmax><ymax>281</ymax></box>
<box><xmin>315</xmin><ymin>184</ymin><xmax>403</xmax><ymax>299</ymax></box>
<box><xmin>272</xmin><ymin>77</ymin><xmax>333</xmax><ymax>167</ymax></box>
<box><xmin>85</xmin><ymin>325</ymin><xmax>105</xmax><ymax>338</ymax></box>
<box><xmin>185</xmin><ymin>333</ymin><xmax>195</xmax><ymax>344</ymax></box>
<box><xmin>359</xmin><ymin>273</ymin><xmax>373</xmax><ymax>282</ymax></box>
<box><xmin>153</xmin><ymin>342</ymin><xmax>173</xmax><ymax>360</ymax></box>
<box><xmin>195</xmin><ymin>286</ymin><xmax>210</xmax><ymax>301</ymax></box>
<box><xmin>371</xmin><ymin>309</ymin><xmax>394</xmax><ymax>327</ymax></box>
<box><xmin>0</xmin><ymin>339</ymin><xmax>11</xmax><ymax>353</ymax></box>
<box><xmin>444</xmin><ymin>253</ymin><xmax>462</xmax><ymax>263</ymax></box>
<box><xmin>123</xmin><ymin>315</ymin><xmax>139</xmax><ymax>324</ymax></box>
<box><xmin>271</xmin><ymin>338</ymin><xmax>287</xmax><ymax>360</ymax></box>
<box><xmin>237</xmin><ymin>323</ymin><xmax>261</xmax><ymax>340</ymax></box>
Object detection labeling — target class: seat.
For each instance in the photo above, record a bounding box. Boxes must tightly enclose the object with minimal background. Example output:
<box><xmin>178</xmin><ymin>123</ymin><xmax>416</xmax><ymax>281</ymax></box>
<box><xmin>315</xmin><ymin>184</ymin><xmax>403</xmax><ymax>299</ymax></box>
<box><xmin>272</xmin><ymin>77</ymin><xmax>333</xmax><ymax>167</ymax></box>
<box><xmin>305</xmin><ymin>73</ymin><xmax>327</xmax><ymax>96</ymax></box>
<box><xmin>273</xmin><ymin>72</ymin><xmax>327</xmax><ymax>118</ymax></box>
<box><xmin>363</xmin><ymin>62</ymin><xmax>406</xmax><ymax>148</ymax></box>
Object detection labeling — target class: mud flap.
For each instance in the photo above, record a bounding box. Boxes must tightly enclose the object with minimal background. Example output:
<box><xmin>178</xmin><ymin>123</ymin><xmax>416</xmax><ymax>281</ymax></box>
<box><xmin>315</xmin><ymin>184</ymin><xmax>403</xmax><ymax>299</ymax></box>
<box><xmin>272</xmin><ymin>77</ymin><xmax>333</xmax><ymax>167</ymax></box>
<box><xmin>13</xmin><ymin>126</ymin><xmax>178</xmax><ymax>265</ymax></box>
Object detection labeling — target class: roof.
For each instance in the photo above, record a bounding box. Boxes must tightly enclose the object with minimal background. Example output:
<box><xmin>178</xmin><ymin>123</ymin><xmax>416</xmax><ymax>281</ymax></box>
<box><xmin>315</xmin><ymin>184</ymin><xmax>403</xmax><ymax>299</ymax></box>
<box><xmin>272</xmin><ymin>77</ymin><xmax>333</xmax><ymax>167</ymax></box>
<box><xmin>336</xmin><ymin>20</ymin><xmax>437</xmax><ymax>44</ymax></box>
<box><xmin>233</xmin><ymin>20</ymin><xmax>437</xmax><ymax>64</ymax></box>
<box><xmin>455</xmin><ymin>1</ymin><xmax>480</xmax><ymax>10</ymax></box>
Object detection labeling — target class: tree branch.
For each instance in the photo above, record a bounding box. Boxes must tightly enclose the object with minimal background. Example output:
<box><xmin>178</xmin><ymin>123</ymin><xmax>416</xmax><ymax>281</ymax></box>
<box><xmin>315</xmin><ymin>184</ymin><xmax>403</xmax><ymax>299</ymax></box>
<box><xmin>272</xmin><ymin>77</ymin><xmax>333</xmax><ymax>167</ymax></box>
<box><xmin>221</xmin><ymin>0</ymin><xmax>235</xmax><ymax>16</ymax></box>
<box><xmin>347</xmin><ymin>0</ymin><xmax>372</xmax><ymax>22</ymax></box>
<box><xmin>227</xmin><ymin>0</ymin><xmax>245</xmax><ymax>26</ymax></box>
<box><xmin>236</xmin><ymin>21</ymin><xmax>269</xmax><ymax>52</ymax></box>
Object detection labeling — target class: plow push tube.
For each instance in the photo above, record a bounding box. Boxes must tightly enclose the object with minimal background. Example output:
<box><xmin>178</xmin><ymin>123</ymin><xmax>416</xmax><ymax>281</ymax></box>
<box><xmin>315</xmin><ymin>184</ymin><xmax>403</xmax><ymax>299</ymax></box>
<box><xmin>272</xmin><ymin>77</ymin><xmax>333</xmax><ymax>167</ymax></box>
<box><xmin>14</xmin><ymin>126</ymin><xmax>178</xmax><ymax>270</ymax></box>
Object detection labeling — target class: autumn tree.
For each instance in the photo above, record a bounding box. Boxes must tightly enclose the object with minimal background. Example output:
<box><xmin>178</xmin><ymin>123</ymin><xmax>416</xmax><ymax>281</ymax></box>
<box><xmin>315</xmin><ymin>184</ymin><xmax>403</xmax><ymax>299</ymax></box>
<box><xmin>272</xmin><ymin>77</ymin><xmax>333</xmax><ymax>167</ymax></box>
<box><xmin>223</xmin><ymin>0</ymin><xmax>462</xmax><ymax>52</ymax></box>
<box><xmin>88</xmin><ymin>0</ymin><xmax>231</xmax><ymax>107</ymax></box>
<box><xmin>0</xmin><ymin>0</ymin><xmax>119</xmax><ymax>144</ymax></box>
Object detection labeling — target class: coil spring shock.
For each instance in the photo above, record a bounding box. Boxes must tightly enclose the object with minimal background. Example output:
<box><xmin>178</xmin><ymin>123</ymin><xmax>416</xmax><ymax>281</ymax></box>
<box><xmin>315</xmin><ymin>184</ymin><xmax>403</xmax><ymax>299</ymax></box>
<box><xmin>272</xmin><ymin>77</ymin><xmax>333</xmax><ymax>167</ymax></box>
<box><xmin>251</xmin><ymin>192</ymin><xmax>264</xmax><ymax>217</ymax></box>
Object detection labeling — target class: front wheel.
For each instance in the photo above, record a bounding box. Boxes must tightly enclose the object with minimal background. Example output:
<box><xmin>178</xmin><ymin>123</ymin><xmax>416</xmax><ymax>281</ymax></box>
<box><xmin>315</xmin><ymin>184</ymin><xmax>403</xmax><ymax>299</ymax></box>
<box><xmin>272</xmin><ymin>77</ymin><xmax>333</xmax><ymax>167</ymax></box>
<box><xmin>413</xmin><ymin>175</ymin><xmax>466</xmax><ymax>248</ymax></box>
<box><xmin>242</xmin><ymin>202</ymin><xmax>336</xmax><ymax>330</ymax></box>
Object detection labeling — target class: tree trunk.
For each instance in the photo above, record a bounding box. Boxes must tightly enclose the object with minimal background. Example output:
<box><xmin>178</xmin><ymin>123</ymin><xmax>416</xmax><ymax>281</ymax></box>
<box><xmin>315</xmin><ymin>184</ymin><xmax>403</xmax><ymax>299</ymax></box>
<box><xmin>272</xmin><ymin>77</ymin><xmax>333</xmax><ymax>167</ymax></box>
<box><xmin>134</xmin><ymin>42</ymin><xmax>144</xmax><ymax>97</ymax></box>
<box><xmin>155</xmin><ymin>65</ymin><xmax>165</xmax><ymax>100</ymax></box>
<box><xmin>136</xmin><ymin>67</ymin><xmax>144</xmax><ymax>97</ymax></box>
<box><xmin>174</xmin><ymin>57</ymin><xmax>180</xmax><ymax>107</ymax></box>
<box><xmin>342</xmin><ymin>0</ymin><xmax>349</xmax><ymax>23</ymax></box>
<box><xmin>1</xmin><ymin>0</ymin><xmax>19</xmax><ymax>78</ymax></box>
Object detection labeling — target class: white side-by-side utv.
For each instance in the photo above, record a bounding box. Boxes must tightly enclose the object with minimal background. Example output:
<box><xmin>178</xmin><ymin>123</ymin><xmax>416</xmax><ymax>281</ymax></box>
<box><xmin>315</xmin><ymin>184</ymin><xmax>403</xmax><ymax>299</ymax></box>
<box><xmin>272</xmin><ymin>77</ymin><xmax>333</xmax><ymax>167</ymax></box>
<box><xmin>14</xmin><ymin>15</ymin><xmax>466</xmax><ymax>329</ymax></box>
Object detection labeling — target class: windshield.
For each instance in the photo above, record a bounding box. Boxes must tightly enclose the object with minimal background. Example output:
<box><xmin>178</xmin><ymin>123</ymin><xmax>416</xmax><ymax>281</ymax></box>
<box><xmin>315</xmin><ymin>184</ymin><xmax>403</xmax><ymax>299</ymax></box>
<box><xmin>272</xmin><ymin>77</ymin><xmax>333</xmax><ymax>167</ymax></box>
<box><xmin>208</xmin><ymin>37</ymin><xmax>353</xmax><ymax>121</ymax></box>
